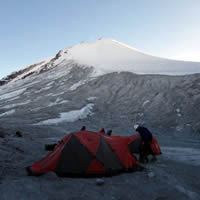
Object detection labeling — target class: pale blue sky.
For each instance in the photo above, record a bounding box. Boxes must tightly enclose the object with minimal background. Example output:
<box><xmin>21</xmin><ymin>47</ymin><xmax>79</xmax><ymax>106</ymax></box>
<box><xmin>0</xmin><ymin>0</ymin><xmax>200</xmax><ymax>78</ymax></box>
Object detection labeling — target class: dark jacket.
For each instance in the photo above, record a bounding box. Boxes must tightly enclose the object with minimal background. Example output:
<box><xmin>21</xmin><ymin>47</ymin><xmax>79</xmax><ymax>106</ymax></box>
<box><xmin>136</xmin><ymin>126</ymin><xmax>153</xmax><ymax>143</ymax></box>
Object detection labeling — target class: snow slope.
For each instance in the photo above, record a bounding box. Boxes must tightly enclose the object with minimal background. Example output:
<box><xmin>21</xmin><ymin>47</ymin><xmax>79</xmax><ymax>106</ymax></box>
<box><xmin>63</xmin><ymin>38</ymin><xmax>200</xmax><ymax>75</ymax></box>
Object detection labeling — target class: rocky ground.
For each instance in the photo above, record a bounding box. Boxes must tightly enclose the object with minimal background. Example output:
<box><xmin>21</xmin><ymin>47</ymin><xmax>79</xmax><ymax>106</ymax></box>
<box><xmin>0</xmin><ymin>127</ymin><xmax>200</xmax><ymax>200</ymax></box>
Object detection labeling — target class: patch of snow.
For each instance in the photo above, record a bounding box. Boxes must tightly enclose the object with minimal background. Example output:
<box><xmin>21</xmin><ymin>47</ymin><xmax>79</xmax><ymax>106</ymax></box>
<box><xmin>59</xmin><ymin>100</ymin><xmax>69</xmax><ymax>104</ymax></box>
<box><xmin>46</xmin><ymin>81</ymin><xmax>55</xmax><ymax>87</ymax></box>
<box><xmin>35</xmin><ymin>103</ymin><xmax>94</xmax><ymax>125</ymax></box>
<box><xmin>0</xmin><ymin>88</ymin><xmax>26</xmax><ymax>101</ymax></box>
<box><xmin>59</xmin><ymin>82</ymin><xmax>65</xmax><ymax>86</ymax></box>
<box><xmin>30</xmin><ymin>107</ymin><xmax>42</xmax><ymax>112</ymax></box>
<box><xmin>147</xmin><ymin>171</ymin><xmax>155</xmax><ymax>178</ymax></box>
<box><xmin>46</xmin><ymin>92</ymin><xmax>65</xmax><ymax>97</ymax></box>
<box><xmin>176</xmin><ymin>108</ymin><xmax>182</xmax><ymax>117</ymax></box>
<box><xmin>6</xmin><ymin>96</ymin><xmax>20</xmax><ymax>102</ymax></box>
<box><xmin>162</xmin><ymin>146</ymin><xmax>200</xmax><ymax>166</ymax></box>
<box><xmin>34</xmin><ymin>86</ymin><xmax>52</xmax><ymax>93</ymax></box>
<box><xmin>176</xmin><ymin>126</ymin><xmax>183</xmax><ymax>131</ymax></box>
<box><xmin>69</xmin><ymin>80</ymin><xmax>87</xmax><ymax>91</ymax></box>
<box><xmin>48</xmin><ymin>98</ymin><xmax>69</xmax><ymax>107</ymax></box>
<box><xmin>137</xmin><ymin>113</ymin><xmax>144</xmax><ymax>117</ymax></box>
<box><xmin>87</xmin><ymin>97</ymin><xmax>97</xmax><ymax>101</ymax></box>
<box><xmin>23</xmin><ymin>91</ymin><xmax>31</xmax><ymax>96</ymax></box>
<box><xmin>1</xmin><ymin>100</ymin><xmax>31</xmax><ymax>109</ymax></box>
<box><xmin>0</xmin><ymin>109</ymin><xmax>15</xmax><ymax>117</ymax></box>
<box><xmin>142</xmin><ymin>100</ymin><xmax>150</xmax><ymax>107</ymax></box>
<box><xmin>45</xmin><ymin>93</ymin><xmax>54</xmax><ymax>97</ymax></box>
<box><xmin>96</xmin><ymin>178</ymin><xmax>105</xmax><ymax>186</ymax></box>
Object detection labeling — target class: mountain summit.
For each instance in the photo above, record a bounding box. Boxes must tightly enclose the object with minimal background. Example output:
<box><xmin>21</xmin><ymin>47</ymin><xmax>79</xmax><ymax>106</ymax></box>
<box><xmin>64</xmin><ymin>38</ymin><xmax>200</xmax><ymax>75</ymax></box>
<box><xmin>1</xmin><ymin>39</ymin><xmax>200</xmax><ymax>85</ymax></box>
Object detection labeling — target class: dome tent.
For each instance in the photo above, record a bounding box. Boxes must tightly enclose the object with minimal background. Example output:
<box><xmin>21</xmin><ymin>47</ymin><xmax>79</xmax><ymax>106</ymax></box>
<box><xmin>26</xmin><ymin>130</ymin><xmax>161</xmax><ymax>177</ymax></box>
<box><xmin>26</xmin><ymin>131</ymin><xmax>139</xmax><ymax>177</ymax></box>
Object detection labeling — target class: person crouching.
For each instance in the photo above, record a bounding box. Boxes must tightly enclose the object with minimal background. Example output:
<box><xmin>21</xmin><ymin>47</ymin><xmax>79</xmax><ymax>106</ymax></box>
<box><xmin>134</xmin><ymin>124</ymin><xmax>157</xmax><ymax>163</ymax></box>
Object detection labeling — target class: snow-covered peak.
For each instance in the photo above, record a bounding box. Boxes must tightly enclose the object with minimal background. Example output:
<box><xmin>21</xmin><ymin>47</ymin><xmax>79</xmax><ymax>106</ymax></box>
<box><xmin>60</xmin><ymin>38</ymin><xmax>200</xmax><ymax>75</ymax></box>
<box><xmin>1</xmin><ymin>38</ymin><xmax>200</xmax><ymax>86</ymax></box>
<box><xmin>63</xmin><ymin>38</ymin><xmax>157</xmax><ymax>72</ymax></box>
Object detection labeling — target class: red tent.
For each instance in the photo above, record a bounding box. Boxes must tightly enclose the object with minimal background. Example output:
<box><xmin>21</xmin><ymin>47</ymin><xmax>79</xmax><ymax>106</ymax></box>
<box><xmin>27</xmin><ymin>131</ymin><xmax>161</xmax><ymax>177</ymax></box>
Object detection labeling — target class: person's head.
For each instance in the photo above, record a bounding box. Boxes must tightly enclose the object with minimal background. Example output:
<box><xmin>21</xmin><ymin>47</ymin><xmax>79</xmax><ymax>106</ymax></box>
<box><xmin>134</xmin><ymin>124</ymin><xmax>139</xmax><ymax>130</ymax></box>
